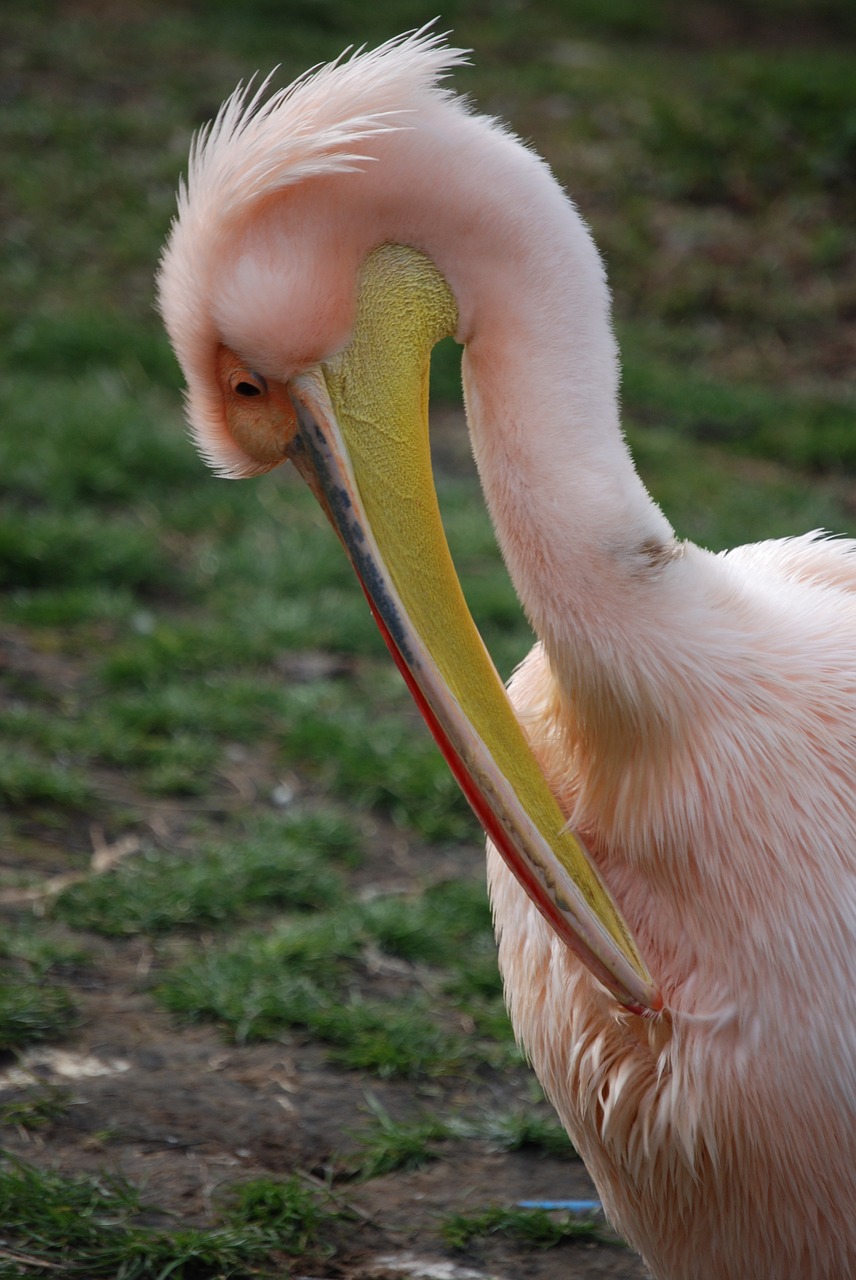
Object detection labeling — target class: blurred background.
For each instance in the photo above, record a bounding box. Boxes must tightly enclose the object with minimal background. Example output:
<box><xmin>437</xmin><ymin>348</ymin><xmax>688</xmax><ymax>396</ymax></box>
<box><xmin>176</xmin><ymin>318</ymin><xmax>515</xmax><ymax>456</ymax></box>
<box><xmin>0</xmin><ymin>2</ymin><xmax>854</xmax><ymax>1276</ymax></box>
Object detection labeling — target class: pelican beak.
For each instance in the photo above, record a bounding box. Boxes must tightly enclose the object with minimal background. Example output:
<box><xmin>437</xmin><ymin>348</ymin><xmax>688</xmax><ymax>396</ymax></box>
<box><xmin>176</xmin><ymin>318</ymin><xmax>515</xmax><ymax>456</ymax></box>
<box><xmin>286</xmin><ymin>244</ymin><xmax>661</xmax><ymax>1016</ymax></box>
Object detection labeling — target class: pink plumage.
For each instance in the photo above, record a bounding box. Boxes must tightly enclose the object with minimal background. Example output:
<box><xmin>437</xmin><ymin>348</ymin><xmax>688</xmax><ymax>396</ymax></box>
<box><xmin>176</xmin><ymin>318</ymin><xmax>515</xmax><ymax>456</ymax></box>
<box><xmin>158</xmin><ymin>31</ymin><xmax>856</xmax><ymax>1278</ymax></box>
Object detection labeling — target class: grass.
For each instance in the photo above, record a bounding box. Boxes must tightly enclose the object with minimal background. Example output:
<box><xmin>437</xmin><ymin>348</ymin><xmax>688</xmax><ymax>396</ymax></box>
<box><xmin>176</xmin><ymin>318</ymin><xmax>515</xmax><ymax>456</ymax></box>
<box><xmin>345</xmin><ymin>1099</ymin><xmax>578</xmax><ymax>1181</ymax></box>
<box><xmin>52</xmin><ymin>812</ymin><xmax>358</xmax><ymax>935</ymax></box>
<box><xmin>227</xmin><ymin>1175</ymin><xmax>335</xmax><ymax>1254</ymax></box>
<box><xmin>0</xmin><ymin>928</ymin><xmax>86</xmax><ymax>1051</ymax></box>
<box><xmin>477</xmin><ymin>1108</ymin><xmax>578</xmax><ymax>1158</ymax></box>
<box><xmin>0</xmin><ymin>1086</ymin><xmax>71</xmax><ymax>1133</ymax></box>
<box><xmin>0</xmin><ymin>0</ymin><xmax>854</xmax><ymax>1274</ymax></box>
<box><xmin>0</xmin><ymin>750</ymin><xmax>95</xmax><ymax>816</ymax></box>
<box><xmin>0</xmin><ymin>925</ymin><xmax>90</xmax><ymax>978</ymax></box>
<box><xmin>0</xmin><ymin>1157</ymin><xmax>339</xmax><ymax>1278</ymax></box>
<box><xmin>441</xmin><ymin>1204</ymin><xmax>608</xmax><ymax>1250</ymax></box>
<box><xmin>622</xmin><ymin>345</ymin><xmax>856</xmax><ymax>473</ymax></box>
<box><xmin>0</xmin><ymin>981</ymin><xmax>79</xmax><ymax>1053</ymax></box>
<box><xmin>346</xmin><ymin>1097</ymin><xmax>452</xmax><ymax>1179</ymax></box>
<box><xmin>275</xmin><ymin>684</ymin><xmax>474</xmax><ymax>843</ymax></box>
<box><xmin>155</xmin><ymin>882</ymin><xmax>516</xmax><ymax>1075</ymax></box>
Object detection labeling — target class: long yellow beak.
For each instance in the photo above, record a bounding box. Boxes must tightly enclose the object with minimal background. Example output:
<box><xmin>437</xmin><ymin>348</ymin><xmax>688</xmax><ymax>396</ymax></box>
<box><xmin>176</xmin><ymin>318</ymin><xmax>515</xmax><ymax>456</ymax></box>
<box><xmin>287</xmin><ymin>244</ymin><xmax>660</xmax><ymax>1016</ymax></box>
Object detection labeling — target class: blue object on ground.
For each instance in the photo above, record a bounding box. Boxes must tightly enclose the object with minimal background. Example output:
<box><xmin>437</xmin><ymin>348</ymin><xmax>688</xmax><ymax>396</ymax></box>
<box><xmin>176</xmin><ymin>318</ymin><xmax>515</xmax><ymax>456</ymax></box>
<box><xmin>517</xmin><ymin>1199</ymin><xmax>603</xmax><ymax>1213</ymax></box>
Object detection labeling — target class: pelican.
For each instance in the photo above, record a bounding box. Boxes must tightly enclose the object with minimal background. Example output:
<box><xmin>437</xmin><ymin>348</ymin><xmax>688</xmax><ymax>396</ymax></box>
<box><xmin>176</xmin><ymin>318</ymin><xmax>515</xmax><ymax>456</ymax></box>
<box><xmin>157</xmin><ymin>31</ymin><xmax>856</xmax><ymax>1279</ymax></box>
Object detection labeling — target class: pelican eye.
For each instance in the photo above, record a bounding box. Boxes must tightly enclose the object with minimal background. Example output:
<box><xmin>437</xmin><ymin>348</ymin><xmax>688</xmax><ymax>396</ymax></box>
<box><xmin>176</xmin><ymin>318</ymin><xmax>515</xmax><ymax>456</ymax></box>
<box><xmin>230</xmin><ymin>371</ymin><xmax>268</xmax><ymax>398</ymax></box>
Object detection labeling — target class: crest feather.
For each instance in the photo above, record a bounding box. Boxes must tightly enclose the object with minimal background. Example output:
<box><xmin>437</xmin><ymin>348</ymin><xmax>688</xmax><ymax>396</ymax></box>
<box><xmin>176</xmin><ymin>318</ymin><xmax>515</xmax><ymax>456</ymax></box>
<box><xmin>157</xmin><ymin>27</ymin><xmax>469</xmax><ymax>477</ymax></box>
<box><xmin>178</xmin><ymin>27</ymin><xmax>469</xmax><ymax>229</ymax></box>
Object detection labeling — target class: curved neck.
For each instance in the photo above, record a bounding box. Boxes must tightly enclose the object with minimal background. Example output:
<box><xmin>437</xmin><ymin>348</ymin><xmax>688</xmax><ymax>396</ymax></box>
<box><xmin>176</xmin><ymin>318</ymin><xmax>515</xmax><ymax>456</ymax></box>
<box><xmin>390</xmin><ymin>109</ymin><xmax>677</xmax><ymax>712</ymax></box>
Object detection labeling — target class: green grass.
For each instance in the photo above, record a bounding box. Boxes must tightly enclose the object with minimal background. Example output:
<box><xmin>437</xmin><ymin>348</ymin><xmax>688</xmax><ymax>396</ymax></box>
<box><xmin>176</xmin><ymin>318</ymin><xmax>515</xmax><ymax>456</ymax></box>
<box><xmin>53</xmin><ymin>812</ymin><xmax>357</xmax><ymax>935</ymax></box>
<box><xmin>227</xmin><ymin>1175</ymin><xmax>336</xmax><ymax>1255</ymax></box>
<box><xmin>0</xmin><ymin>1086</ymin><xmax>71</xmax><ymax>1133</ymax></box>
<box><xmin>275</xmin><ymin>684</ymin><xmax>475</xmax><ymax>843</ymax></box>
<box><xmin>154</xmin><ymin>878</ymin><xmax>515</xmax><ymax>1075</ymax></box>
<box><xmin>0</xmin><ymin>929</ymin><xmax>86</xmax><ymax>1052</ymax></box>
<box><xmin>0</xmin><ymin>981</ymin><xmax>78</xmax><ymax>1053</ymax></box>
<box><xmin>0</xmin><ymin>926</ymin><xmax>90</xmax><ymax>978</ymax></box>
<box><xmin>345</xmin><ymin>1098</ymin><xmax>578</xmax><ymax>1180</ymax></box>
<box><xmin>0</xmin><ymin>749</ymin><xmax>95</xmax><ymax>816</ymax></box>
<box><xmin>0</xmin><ymin>1157</ymin><xmax>339</xmax><ymax>1278</ymax></box>
<box><xmin>346</xmin><ymin>1097</ymin><xmax>452</xmax><ymax>1179</ymax></box>
<box><xmin>441</xmin><ymin>1203</ymin><xmax>608</xmax><ymax>1250</ymax></box>
<box><xmin>477</xmin><ymin>1108</ymin><xmax>578</xmax><ymax>1158</ymax></box>
<box><xmin>1</xmin><ymin>1</ymin><xmax>854</xmax><ymax>1273</ymax></box>
<box><xmin>642</xmin><ymin>52</ymin><xmax>856</xmax><ymax>208</ymax></box>
<box><xmin>623</xmin><ymin>341</ymin><xmax>856</xmax><ymax>474</ymax></box>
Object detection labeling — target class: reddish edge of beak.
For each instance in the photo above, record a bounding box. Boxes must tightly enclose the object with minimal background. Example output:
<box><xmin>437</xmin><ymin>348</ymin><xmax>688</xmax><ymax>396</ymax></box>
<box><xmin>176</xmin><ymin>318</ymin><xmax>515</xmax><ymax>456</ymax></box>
<box><xmin>361</xmin><ymin>584</ymin><xmax>657</xmax><ymax>1019</ymax></box>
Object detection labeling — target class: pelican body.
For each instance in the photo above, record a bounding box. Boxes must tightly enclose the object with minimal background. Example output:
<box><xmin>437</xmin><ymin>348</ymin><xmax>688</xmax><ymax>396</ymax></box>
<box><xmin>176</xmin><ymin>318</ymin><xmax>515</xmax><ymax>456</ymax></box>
<box><xmin>158</xmin><ymin>32</ymin><xmax>856</xmax><ymax>1279</ymax></box>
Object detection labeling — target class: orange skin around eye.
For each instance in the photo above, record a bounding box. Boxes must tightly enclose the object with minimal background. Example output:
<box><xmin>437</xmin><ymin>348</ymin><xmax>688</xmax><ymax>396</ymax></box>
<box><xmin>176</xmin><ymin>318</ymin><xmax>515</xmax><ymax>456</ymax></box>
<box><xmin>215</xmin><ymin>345</ymin><xmax>298</xmax><ymax>473</ymax></box>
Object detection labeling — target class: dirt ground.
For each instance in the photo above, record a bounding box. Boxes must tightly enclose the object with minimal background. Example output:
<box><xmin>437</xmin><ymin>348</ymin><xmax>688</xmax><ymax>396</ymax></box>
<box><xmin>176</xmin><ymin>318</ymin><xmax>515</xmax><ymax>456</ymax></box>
<box><xmin>0</xmin><ymin>988</ymin><xmax>648</xmax><ymax>1278</ymax></box>
<box><xmin>0</xmin><ymin>695</ymin><xmax>648</xmax><ymax>1280</ymax></box>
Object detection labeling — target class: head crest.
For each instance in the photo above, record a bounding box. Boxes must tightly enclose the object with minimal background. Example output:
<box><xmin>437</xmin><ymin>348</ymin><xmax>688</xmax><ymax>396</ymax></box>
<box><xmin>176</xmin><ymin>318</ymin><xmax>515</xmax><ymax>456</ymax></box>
<box><xmin>159</xmin><ymin>27</ymin><xmax>469</xmax><ymax>338</ymax></box>
<box><xmin>157</xmin><ymin>27</ymin><xmax>469</xmax><ymax>474</ymax></box>
<box><xmin>182</xmin><ymin>27</ymin><xmax>468</xmax><ymax>226</ymax></box>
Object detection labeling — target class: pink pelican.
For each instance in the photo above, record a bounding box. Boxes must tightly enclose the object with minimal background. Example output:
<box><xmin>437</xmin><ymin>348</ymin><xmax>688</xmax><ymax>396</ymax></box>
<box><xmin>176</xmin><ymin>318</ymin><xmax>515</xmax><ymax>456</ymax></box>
<box><xmin>157</xmin><ymin>30</ymin><xmax>856</xmax><ymax>1279</ymax></box>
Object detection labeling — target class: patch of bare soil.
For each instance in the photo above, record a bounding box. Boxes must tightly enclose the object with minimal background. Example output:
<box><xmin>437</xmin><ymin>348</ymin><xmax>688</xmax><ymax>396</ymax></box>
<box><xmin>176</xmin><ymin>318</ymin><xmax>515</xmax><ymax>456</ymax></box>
<box><xmin>1</xmin><ymin>947</ymin><xmax>642</xmax><ymax>1280</ymax></box>
<box><xmin>0</xmin><ymin>956</ymin><xmax>647</xmax><ymax>1279</ymax></box>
